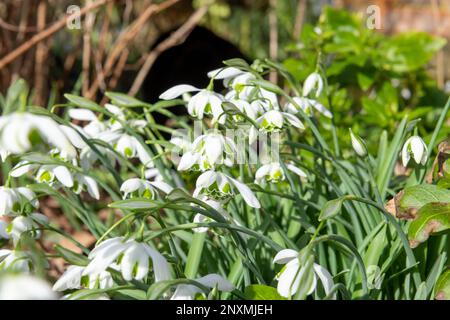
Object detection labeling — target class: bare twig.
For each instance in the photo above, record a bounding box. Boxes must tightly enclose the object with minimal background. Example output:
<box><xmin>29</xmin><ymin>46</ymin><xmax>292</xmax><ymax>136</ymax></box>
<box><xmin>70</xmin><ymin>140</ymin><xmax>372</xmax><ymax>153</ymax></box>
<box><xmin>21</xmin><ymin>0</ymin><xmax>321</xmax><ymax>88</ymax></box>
<box><xmin>34</xmin><ymin>0</ymin><xmax>48</xmax><ymax>106</ymax></box>
<box><xmin>86</xmin><ymin>0</ymin><xmax>181</xmax><ymax>99</ymax></box>
<box><xmin>268</xmin><ymin>0</ymin><xmax>278</xmax><ymax>84</ymax></box>
<box><xmin>82</xmin><ymin>0</ymin><xmax>96</xmax><ymax>96</ymax></box>
<box><xmin>293</xmin><ymin>0</ymin><xmax>307</xmax><ymax>40</ymax></box>
<box><xmin>128</xmin><ymin>6</ymin><xmax>208</xmax><ymax>96</ymax></box>
<box><xmin>0</xmin><ymin>0</ymin><xmax>115</xmax><ymax>71</ymax></box>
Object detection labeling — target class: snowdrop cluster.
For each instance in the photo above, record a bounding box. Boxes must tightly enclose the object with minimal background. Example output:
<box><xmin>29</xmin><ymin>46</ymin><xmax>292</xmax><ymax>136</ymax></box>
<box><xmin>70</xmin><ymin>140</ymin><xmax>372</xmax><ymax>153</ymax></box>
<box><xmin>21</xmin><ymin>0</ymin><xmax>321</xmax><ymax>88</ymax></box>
<box><xmin>0</xmin><ymin>59</ymin><xmax>434</xmax><ymax>301</ymax></box>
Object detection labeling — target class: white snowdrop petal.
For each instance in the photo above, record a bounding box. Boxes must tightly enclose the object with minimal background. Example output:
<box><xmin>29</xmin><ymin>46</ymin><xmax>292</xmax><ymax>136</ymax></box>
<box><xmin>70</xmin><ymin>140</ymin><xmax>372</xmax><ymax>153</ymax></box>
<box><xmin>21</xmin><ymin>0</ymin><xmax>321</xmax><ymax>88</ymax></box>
<box><xmin>53</xmin><ymin>166</ymin><xmax>74</xmax><ymax>188</ymax></box>
<box><xmin>229</xmin><ymin>177</ymin><xmax>260</xmax><ymax>209</ymax></box>
<box><xmin>53</xmin><ymin>266</ymin><xmax>84</xmax><ymax>291</ymax></box>
<box><xmin>197</xmin><ymin>274</ymin><xmax>234</xmax><ymax>292</ymax></box>
<box><xmin>159</xmin><ymin>85</ymin><xmax>200</xmax><ymax>100</ymax></box>
<box><xmin>171</xmin><ymin>285</ymin><xmax>199</xmax><ymax>300</ymax></box>
<box><xmin>277</xmin><ymin>259</ymin><xmax>302</xmax><ymax>298</ymax></box>
<box><xmin>313</xmin><ymin>263</ymin><xmax>335</xmax><ymax>299</ymax></box>
<box><xmin>208</xmin><ymin>67</ymin><xmax>243</xmax><ymax>79</ymax></box>
<box><xmin>149</xmin><ymin>181</ymin><xmax>173</xmax><ymax>194</ymax></box>
<box><xmin>286</xmin><ymin>164</ymin><xmax>307</xmax><ymax>178</ymax></box>
<box><xmin>273</xmin><ymin>249</ymin><xmax>298</xmax><ymax>264</ymax></box>
<box><xmin>143</xmin><ymin>245</ymin><xmax>171</xmax><ymax>282</ymax></box>
<box><xmin>68</xmin><ymin>109</ymin><xmax>98</xmax><ymax>121</ymax></box>
<box><xmin>120</xmin><ymin>178</ymin><xmax>142</xmax><ymax>195</ymax></box>
<box><xmin>59</xmin><ymin>125</ymin><xmax>87</xmax><ymax>149</ymax></box>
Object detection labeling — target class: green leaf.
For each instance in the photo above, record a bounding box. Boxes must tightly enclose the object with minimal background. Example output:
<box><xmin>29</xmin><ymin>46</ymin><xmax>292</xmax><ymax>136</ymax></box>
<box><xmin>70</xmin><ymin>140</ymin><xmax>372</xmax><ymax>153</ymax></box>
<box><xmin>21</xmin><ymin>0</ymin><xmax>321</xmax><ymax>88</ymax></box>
<box><xmin>223</xmin><ymin>58</ymin><xmax>250</xmax><ymax>70</ymax></box>
<box><xmin>108</xmin><ymin>198</ymin><xmax>164</xmax><ymax>211</ymax></box>
<box><xmin>244</xmin><ymin>285</ymin><xmax>286</xmax><ymax>300</ymax></box>
<box><xmin>394</xmin><ymin>184</ymin><xmax>450</xmax><ymax>219</ymax></box>
<box><xmin>64</xmin><ymin>94</ymin><xmax>101</xmax><ymax>111</ymax></box>
<box><xmin>54</xmin><ymin>244</ymin><xmax>89</xmax><ymax>266</ymax></box>
<box><xmin>377</xmin><ymin>32</ymin><xmax>447</xmax><ymax>73</ymax></box>
<box><xmin>319</xmin><ymin>197</ymin><xmax>346</xmax><ymax>221</ymax></box>
<box><xmin>250</xmin><ymin>79</ymin><xmax>284</xmax><ymax>95</ymax></box>
<box><xmin>105</xmin><ymin>92</ymin><xmax>146</xmax><ymax>107</ymax></box>
<box><xmin>356</xmin><ymin>72</ymin><xmax>374</xmax><ymax>91</ymax></box>
<box><xmin>408</xmin><ymin>202</ymin><xmax>450</xmax><ymax>248</ymax></box>
<box><xmin>112</xmin><ymin>289</ymin><xmax>147</xmax><ymax>300</ymax></box>
<box><xmin>435</xmin><ymin>269</ymin><xmax>450</xmax><ymax>300</ymax></box>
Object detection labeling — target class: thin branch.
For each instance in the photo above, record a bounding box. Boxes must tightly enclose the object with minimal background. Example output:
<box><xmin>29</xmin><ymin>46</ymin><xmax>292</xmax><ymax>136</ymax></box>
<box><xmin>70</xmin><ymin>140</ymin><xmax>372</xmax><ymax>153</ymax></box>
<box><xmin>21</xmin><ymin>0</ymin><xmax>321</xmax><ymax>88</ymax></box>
<box><xmin>128</xmin><ymin>5</ymin><xmax>208</xmax><ymax>96</ymax></box>
<box><xmin>268</xmin><ymin>0</ymin><xmax>278</xmax><ymax>84</ymax></box>
<box><xmin>293</xmin><ymin>0</ymin><xmax>307</xmax><ymax>40</ymax></box>
<box><xmin>82</xmin><ymin>0</ymin><xmax>96</xmax><ymax>96</ymax></box>
<box><xmin>0</xmin><ymin>0</ymin><xmax>115</xmax><ymax>71</ymax></box>
<box><xmin>34</xmin><ymin>0</ymin><xmax>48</xmax><ymax>106</ymax></box>
<box><xmin>86</xmin><ymin>0</ymin><xmax>181</xmax><ymax>99</ymax></box>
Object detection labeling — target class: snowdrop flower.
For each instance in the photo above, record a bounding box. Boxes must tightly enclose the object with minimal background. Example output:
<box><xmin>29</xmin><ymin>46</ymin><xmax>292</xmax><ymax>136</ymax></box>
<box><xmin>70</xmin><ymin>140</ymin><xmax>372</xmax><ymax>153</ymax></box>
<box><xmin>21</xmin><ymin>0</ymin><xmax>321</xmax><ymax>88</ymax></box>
<box><xmin>53</xmin><ymin>265</ymin><xmax>114</xmax><ymax>291</ymax></box>
<box><xmin>171</xmin><ymin>274</ymin><xmax>234</xmax><ymax>300</ymax></box>
<box><xmin>207</xmin><ymin>67</ymin><xmax>244</xmax><ymax>84</ymax></box>
<box><xmin>36</xmin><ymin>165</ymin><xmax>74</xmax><ymax>188</ymax></box>
<box><xmin>349</xmin><ymin>129</ymin><xmax>368</xmax><ymax>157</ymax></box>
<box><xmin>285</xmin><ymin>97</ymin><xmax>332</xmax><ymax>118</ymax></box>
<box><xmin>112</xmin><ymin>134</ymin><xmax>153</xmax><ymax>167</ymax></box>
<box><xmin>73</xmin><ymin>174</ymin><xmax>100</xmax><ymax>200</ymax></box>
<box><xmin>187</xmin><ymin>91</ymin><xmax>226</xmax><ymax>124</ymax></box>
<box><xmin>0</xmin><ymin>274</ymin><xmax>58</xmax><ymax>300</ymax></box>
<box><xmin>84</xmin><ymin>237</ymin><xmax>171</xmax><ymax>282</ymax></box>
<box><xmin>402</xmin><ymin>136</ymin><xmax>428</xmax><ymax>167</ymax></box>
<box><xmin>7</xmin><ymin>213</ymin><xmax>48</xmax><ymax>245</ymax></box>
<box><xmin>303</xmin><ymin>72</ymin><xmax>324</xmax><ymax>98</ymax></box>
<box><xmin>0</xmin><ymin>250</ymin><xmax>32</xmax><ymax>272</ymax></box>
<box><xmin>120</xmin><ymin>178</ymin><xmax>172</xmax><ymax>199</ymax></box>
<box><xmin>0</xmin><ymin>187</ymin><xmax>39</xmax><ymax>216</ymax></box>
<box><xmin>160</xmin><ymin>85</ymin><xmax>227</xmax><ymax>124</ymax></box>
<box><xmin>0</xmin><ymin>112</ymin><xmax>76</xmax><ymax>159</ymax></box>
<box><xmin>228</xmin><ymin>98</ymin><xmax>263</xmax><ymax>121</ymax></box>
<box><xmin>255</xmin><ymin>162</ymin><xmax>306</xmax><ymax>184</ymax></box>
<box><xmin>193</xmin><ymin>170</ymin><xmax>260</xmax><ymax>208</ymax></box>
<box><xmin>257</xmin><ymin>110</ymin><xmax>304</xmax><ymax>132</ymax></box>
<box><xmin>178</xmin><ymin>133</ymin><xmax>236</xmax><ymax>171</ymax></box>
<box><xmin>273</xmin><ymin>249</ymin><xmax>335</xmax><ymax>299</ymax></box>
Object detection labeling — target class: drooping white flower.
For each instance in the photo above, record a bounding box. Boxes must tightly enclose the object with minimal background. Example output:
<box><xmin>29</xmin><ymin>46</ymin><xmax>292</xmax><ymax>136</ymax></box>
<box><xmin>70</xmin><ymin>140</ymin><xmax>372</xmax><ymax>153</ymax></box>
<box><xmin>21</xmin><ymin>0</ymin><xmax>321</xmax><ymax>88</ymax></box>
<box><xmin>0</xmin><ymin>186</ymin><xmax>39</xmax><ymax>217</ymax></box>
<box><xmin>193</xmin><ymin>170</ymin><xmax>260</xmax><ymax>208</ymax></box>
<box><xmin>120</xmin><ymin>178</ymin><xmax>172</xmax><ymax>199</ymax></box>
<box><xmin>303</xmin><ymin>72</ymin><xmax>323</xmax><ymax>98</ymax></box>
<box><xmin>255</xmin><ymin>162</ymin><xmax>306</xmax><ymax>184</ymax></box>
<box><xmin>84</xmin><ymin>237</ymin><xmax>171</xmax><ymax>282</ymax></box>
<box><xmin>0</xmin><ymin>274</ymin><xmax>58</xmax><ymax>300</ymax></box>
<box><xmin>285</xmin><ymin>97</ymin><xmax>332</xmax><ymax>118</ymax></box>
<box><xmin>171</xmin><ymin>274</ymin><xmax>234</xmax><ymax>300</ymax></box>
<box><xmin>178</xmin><ymin>133</ymin><xmax>237</xmax><ymax>171</ymax></box>
<box><xmin>0</xmin><ymin>250</ymin><xmax>32</xmax><ymax>272</ymax></box>
<box><xmin>273</xmin><ymin>249</ymin><xmax>335</xmax><ymax>299</ymax></box>
<box><xmin>207</xmin><ymin>67</ymin><xmax>244</xmax><ymax>82</ymax></box>
<box><xmin>73</xmin><ymin>174</ymin><xmax>100</xmax><ymax>200</ymax></box>
<box><xmin>187</xmin><ymin>90</ymin><xmax>226</xmax><ymax>124</ymax></box>
<box><xmin>0</xmin><ymin>112</ymin><xmax>77</xmax><ymax>159</ymax></box>
<box><xmin>160</xmin><ymin>86</ymin><xmax>226</xmax><ymax>124</ymax></box>
<box><xmin>228</xmin><ymin>98</ymin><xmax>263</xmax><ymax>121</ymax></box>
<box><xmin>6</xmin><ymin>213</ymin><xmax>48</xmax><ymax>245</ymax></box>
<box><xmin>257</xmin><ymin>110</ymin><xmax>304</xmax><ymax>132</ymax></box>
<box><xmin>159</xmin><ymin>84</ymin><xmax>201</xmax><ymax>100</ymax></box>
<box><xmin>401</xmin><ymin>136</ymin><xmax>428</xmax><ymax>167</ymax></box>
<box><xmin>349</xmin><ymin>129</ymin><xmax>368</xmax><ymax>157</ymax></box>
<box><xmin>36</xmin><ymin>165</ymin><xmax>74</xmax><ymax>188</ymax></box>
<box><xmin>53</xmin><ymin>265</ymin><xmax>115</xmax><ymax>291</ymax></box>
